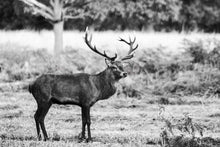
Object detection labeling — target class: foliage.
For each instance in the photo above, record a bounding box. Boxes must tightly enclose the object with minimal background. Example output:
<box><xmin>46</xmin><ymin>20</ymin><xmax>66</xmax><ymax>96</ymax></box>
<box><xmin>1</xmin><ymin>0</ymin><xmax>220</xmax><ymax>32</ymax></box>
<box><xmin>135</xmin><ymin>38</ymin><xmax>220</xmax><ymax>96</ymax></box>
<box><xmin>1</xmin><ymin>36</ymin><xmax>220</xmax><ymax>97</ymax></box>
<box><xmin>158</xmin><ymin>107</ymin><xmax>220</xmax><ymax>147</ymax></box>
<box><xmin>0</xmin><ymin>47</ymin><xmax>85</xmax><ymax>82</ymax></box>
<box><xmin>180</xmin><ymin>0</ymin><xmax>220</xmax><ymax>32</ymax></box>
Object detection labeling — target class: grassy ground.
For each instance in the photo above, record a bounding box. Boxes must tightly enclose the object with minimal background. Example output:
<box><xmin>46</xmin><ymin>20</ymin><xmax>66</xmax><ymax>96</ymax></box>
<box><xmin>1</xmin><ymin>30</ymin><xmax>220</xmax><ymax>146</ymax></box>
<box><xmin>0</xmin><ymin>91</ymin><xmax>220</xmax><ymax>146</ymax></box>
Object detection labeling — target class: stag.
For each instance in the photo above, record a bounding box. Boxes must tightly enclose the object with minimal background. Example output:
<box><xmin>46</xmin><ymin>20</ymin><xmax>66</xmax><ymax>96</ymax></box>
<box><xmin>29</xmin><ymin>28</ymin><xmax>138</xmax><ymax>142</ymax></box>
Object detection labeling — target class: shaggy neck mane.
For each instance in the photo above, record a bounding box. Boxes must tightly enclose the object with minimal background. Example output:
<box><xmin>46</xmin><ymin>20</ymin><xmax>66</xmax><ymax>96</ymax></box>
<box><xmin>93</xmin><ymin>68</ymin><xmax>117</xmax><ymax>100</ymax></box>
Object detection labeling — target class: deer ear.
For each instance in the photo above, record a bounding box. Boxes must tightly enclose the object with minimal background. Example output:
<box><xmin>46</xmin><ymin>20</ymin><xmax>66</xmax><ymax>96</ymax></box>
<box><xmin>105</xmin><ymin>58</ymin><xmax>113</xmax><ymax>67</ymax></box>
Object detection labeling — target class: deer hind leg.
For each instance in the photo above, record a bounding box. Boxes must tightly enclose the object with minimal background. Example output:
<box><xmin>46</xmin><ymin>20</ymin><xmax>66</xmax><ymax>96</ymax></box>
<box><xmin>37</xmin><ymin>102</ymin><xmax>52</xmax><ymax>141</ymax></box>
<box><xmin>34</xmin><ymin>108</ymin><xmax>42</xmax><ymax>140</ymax></box>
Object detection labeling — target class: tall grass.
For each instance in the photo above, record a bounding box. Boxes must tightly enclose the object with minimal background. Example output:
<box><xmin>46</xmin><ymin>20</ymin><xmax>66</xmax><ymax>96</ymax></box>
<box><xmin>1</xmin><ymin>31</ymin><xmax>220</xmax><ymax>146</ymax></box>
<box><xmin>1</xmin><ymin>30</ymin><xmax>220</xmax><ymax>97</ymax></box>
<box><xmin>0</xmin><ymin>30</ymin><xmax>220</xmax><ymax>54</ymax></box>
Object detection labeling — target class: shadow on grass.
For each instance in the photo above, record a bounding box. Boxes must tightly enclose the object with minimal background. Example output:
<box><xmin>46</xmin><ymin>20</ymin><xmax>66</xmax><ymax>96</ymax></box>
<box><xmin>0</xmin><ymin>133</ymin><xmax>78</xmax><ymax>142</ymax></box>
<box><xmin>161</xmin><ymin>136</ymin><xmax>220</xmax><ymax>147</ymax></box>
<box><xmin>0</xmin><ymin>134</ymin><xmax>36</xmax><ymax>141</ymax></box>
<box><xmin>0</xmin><ymin>111</ymin><xmax>23</xmax><ymax>119</ymax></box>
<box><xmin>0</xmin><ymin>105</ymin><xmax>19</xmax><ymax>110</ymax></box>
<box><xmin>93</xmin><ymin>135</ymin><xmax>158</xmax><ymax>145</ymax></box>
<box><xmin>148</xmin><ymin>97</ymin><xmax>204</xmax><ymax>106</ymax></box>
<box><xmin>0</xmin><ymin>133</ymin><xmax>160</xmax><ymax>146</ymax></box>
<box><xmin>209</xmin><ymin>113</ymin><xmax>220</xmax><ymax>118</ymax></box>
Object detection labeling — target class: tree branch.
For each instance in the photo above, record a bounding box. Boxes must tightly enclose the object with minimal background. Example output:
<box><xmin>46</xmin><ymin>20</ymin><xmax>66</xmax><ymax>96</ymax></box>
<box><xmin>64</xmin><ymin>13</ymin><xmax>87</xmax><ymax>20</ymax></box>
<box><xmin>32</xmin><ymin>7</ymin><xmax>54</xmax><ymax>20</ymax></box>
<box><xmin>63</xmin><ymin>0</ymin><xmax>91</xmax><ymax>9</ymax></box>
<box><xmin>64</xmin><ymin>15</ymin><xmax>83</xmax><ymax>19</ymax></box>
<box><xmin>19</xmin><ymin>0</ymin><xmax>54</xmax><ymax>17</ymax></box>
<box><xmin>49</xmin><ymin>0</ymin><xmax>55</xmax><ymax>8</ymax></box>
<box><xmin>20</xmin><ymin>0</ymin><xmax>91</xmax><ymax>23</ymax></box>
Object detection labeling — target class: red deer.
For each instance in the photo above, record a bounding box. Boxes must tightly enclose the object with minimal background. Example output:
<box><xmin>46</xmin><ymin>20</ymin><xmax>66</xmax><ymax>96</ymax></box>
<box><xmin>29</xmin><ymin>28</ymin><xmax>138</xmax><ymax>142</ymax></box>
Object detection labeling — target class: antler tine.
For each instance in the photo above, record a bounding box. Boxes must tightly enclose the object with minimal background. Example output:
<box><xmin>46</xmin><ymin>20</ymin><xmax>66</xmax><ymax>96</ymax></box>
<box><xmin>84</xmin><ymin>28</ymin><xmax>117</xmax><ymax>61</ymax></box>
<box><xmin>129</xmin><ymin>36</ymin><xmax>133</xmax><ymax>44</ymax></box>
<box><xmin>89</xmin><ymin>34</ymin><xmax>92</xmax><ymax>43</ymax></box>
<box><xmin>119</xmin><ymin>38</ymin><xmax>130</xmax><ymax>45</ymax></box>
<box><xmin>119</xmin><ymin>36</ymin><xmax>138</xmax><ymax>61</ymax></box>
<box><xmin>132</xmin><ymin>37</ymin><xmax>136</xmax><ymax>44</ymax></box>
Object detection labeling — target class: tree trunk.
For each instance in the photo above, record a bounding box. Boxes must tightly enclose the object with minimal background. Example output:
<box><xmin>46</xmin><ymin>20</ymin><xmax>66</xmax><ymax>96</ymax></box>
<box><xmin>53</xmin><ymin>21</ymin><xmax>64</xmax><ymax>56</ymax></box>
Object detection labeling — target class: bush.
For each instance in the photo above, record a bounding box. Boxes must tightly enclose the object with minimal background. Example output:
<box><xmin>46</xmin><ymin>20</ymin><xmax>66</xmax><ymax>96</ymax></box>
<box><xmin>2</xmin><ymin>38</ymin><xmax>220</xmax><ymax>96</ymax></box>
<box><xmin>0</xmin><ymin>46</ymin><xmax>88</xmax><ymax>82</ymax></box>
<box><xmin>147</xmin><ymin>39</ymin><xmax>220</xmax><ymax>96</ymax></box>
<box><xmin>158</xmin><ymin>107</ymin><xmax>220</xmax><ymax>147</ymax></box>
<box><xmin>183</xmin><ymin>39</ymin><xmax>208</xmax><ymax>64</ymax></box>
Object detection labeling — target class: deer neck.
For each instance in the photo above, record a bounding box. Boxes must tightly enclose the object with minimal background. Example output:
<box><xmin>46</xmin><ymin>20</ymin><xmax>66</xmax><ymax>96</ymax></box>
<box><xmin>95</xmin><ymin>69</ymin><xmax>117</xmax><ymax>100</ymax></box>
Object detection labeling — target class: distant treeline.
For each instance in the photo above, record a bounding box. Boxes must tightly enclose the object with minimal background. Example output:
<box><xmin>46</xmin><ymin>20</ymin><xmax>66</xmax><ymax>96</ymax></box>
<box><xmin>1</xmin><ymin>0</ymin><xmax>220</xmax><ymax>32</ymax></box>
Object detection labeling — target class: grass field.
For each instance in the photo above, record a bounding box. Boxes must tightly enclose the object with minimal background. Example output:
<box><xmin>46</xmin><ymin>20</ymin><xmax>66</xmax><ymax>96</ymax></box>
<box><xmin>1</xmin><ymin>30</ymin><xmax>220</xmax><ymax>146</ymax></box>
<box><xmin>0</xmin><ymin>30</ymin><xmax>220</xmax><ymax>53</ymax></box>
<box><xmin>0</xmin><ymin>91</ymin><xmax>220</xmax><ymax>146</ymax></box>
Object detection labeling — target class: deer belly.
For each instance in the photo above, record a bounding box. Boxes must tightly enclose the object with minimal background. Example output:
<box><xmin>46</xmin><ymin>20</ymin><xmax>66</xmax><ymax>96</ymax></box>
<box><xmin>50</xmin><ymin>82</ymin><xmax>81</xmax><ymax>104</ymax></box>
<box><xmin>51</xmin><ymin>96</ymin><xmax>80</xmax><ymax>105</ymax></box>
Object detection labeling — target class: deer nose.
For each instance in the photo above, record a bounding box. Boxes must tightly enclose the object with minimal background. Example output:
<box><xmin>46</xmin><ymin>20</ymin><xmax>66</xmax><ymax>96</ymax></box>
<box><xmin>123</xmin><ymin>72</ymin><xmax>127</xmax><ymax>77</ymax></box>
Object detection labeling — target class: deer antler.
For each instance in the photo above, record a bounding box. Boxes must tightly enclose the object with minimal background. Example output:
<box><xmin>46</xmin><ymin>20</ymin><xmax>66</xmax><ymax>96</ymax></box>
<box><xmin>84</xmin><ymin>27</ymin><xmax>117</xmax><ymax>61</ymax></box>
<box><xmin>119</xmin><ymin>37</ymin><xmax>138</xmax><ymax>61</ymax></box>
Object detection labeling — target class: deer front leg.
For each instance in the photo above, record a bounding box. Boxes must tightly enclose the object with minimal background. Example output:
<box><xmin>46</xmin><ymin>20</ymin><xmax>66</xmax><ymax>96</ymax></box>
<box><xmin>78</xmin><ymin>107</ymin><xmax>86</xmax><ymax>142</ymax></box>
<box><xmin>85</xmin><ymin>107</ymin><xmax>92</xmax><ymax>142</ymax></box>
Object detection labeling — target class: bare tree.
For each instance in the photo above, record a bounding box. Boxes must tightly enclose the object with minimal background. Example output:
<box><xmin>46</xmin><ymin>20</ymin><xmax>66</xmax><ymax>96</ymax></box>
<box><xmin>19</xmin><ymin>0</ymin><xmax>88</xmax><ymax>56</ymax></box>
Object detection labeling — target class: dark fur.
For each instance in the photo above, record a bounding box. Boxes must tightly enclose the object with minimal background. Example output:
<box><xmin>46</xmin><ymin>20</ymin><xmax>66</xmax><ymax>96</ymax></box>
<box><xmin>28</xmin><ymin>84</ymin><xmax>33</xmax><ymax>94</ymax></box>
<box><xmin>30</xmin><ymin>65</ymin><xmax>126</xmax><ymax>142</ymax></box>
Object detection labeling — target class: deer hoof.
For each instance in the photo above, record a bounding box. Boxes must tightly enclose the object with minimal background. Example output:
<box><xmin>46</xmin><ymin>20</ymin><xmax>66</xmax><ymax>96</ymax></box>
<box><xmin>85</xmin><ymin>138</ymin><xmax>93</xmax><ymax>143</ymax></box>
<box><xmin>43</xmin><ymin>137</ymin><xmax>49</xmax><ymax>141</ymax></box>
<box><xmin>78</xmin><ymin>138</ymin><xmax>86</xmax><ymax>143</ymax></box>
<box><xmin>37</xmin><ymin>134</ymin><xmax>42</xmax><ymax>141</ymax></box>
<box><xmin>78</xmin><ymin>133</ymin><xmax>86</xmax><ymax>140</ymax></box>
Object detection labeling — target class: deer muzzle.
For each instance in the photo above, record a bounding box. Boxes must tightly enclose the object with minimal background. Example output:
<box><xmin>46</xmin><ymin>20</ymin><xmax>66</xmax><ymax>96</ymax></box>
<box><xmin>121</xmin><ymin>72</ymin><xmax>127</xmax><ymax>78</ymax></box>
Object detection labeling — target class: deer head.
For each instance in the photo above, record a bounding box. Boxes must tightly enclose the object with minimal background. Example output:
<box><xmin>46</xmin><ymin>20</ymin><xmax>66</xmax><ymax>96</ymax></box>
<box><xmin>84</xmin><ymin>28</ymin><xmax>138</xmax><ymax>81</ymax></box>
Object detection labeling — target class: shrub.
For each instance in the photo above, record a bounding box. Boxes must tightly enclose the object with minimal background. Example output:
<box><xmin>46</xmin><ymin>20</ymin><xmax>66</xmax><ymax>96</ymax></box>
<box><xmin>183</xmin><ymin>39</ymin><xmax>208</xmax><ymax>64</ymax></box>
<box><xmin>0</xmin><ymin>46</ymin><xmax>94</xmax><ymax>82</ymax></box>
<box><xmin>158</xmin><ymin>107</ymin><xmax>220</xmax><ymax>147</ymax></box>
<box><xmin>148</xmin><ymin>39</ymin><xmax>220</xmax><ymax>96</ymax></box>
<box><xmin>2</xmin><ymin>38</ymin><xmax>220</xmax><ymax>96</ymax></box>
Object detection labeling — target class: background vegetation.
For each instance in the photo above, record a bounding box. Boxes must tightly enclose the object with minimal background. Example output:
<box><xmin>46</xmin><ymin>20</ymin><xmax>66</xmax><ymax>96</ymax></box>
<box><xmin>2</xmin><ymin>0</ymin><xmax>220</xmax><ymax>32</ymax></box>
<box><xmin>1</xmin><ymin>32</ymin><xmax>220</xmax><ymax>97</ymax></box>
<box><xmin>1</xmin><ymin>0</ymin><xmax>220</xmax><ymax>146</ymax></box>
<box><xmin>1</xmin><ymin>32</ymin><xmax>220</xmax><ymax>146</ymax></box>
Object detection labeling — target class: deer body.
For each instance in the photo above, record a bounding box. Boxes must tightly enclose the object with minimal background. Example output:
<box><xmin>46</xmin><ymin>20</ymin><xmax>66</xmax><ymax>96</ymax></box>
<box><xmin>30</xmin><ymin>28</ymin><xmax>138</xmax><ymax>142</ymax></box>
<box><xmin>30</xmin><ymin>69</ymin><xmax>117</xmax><ymax>107</ymax></box>
<box><xmin>30</xmin><ymin>68</ymin><xmax>120</xmax><ymax>142</ymax></box>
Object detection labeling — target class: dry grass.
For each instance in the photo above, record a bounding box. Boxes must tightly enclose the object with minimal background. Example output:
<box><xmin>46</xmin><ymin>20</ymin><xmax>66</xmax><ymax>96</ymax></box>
<box><xmin>1</xmin><ymin>30</ymin><xmax>220</xmax><ymax>146</ymax></box>
<box><xmin>0</xmin><ymin>30</ymin><xmax>220</xmax><ymax>54</ymax></box>
<box><xmin>0</xmin><ymin>92</ymin><xmax>220</xmax><ymax>146</ymax></box>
